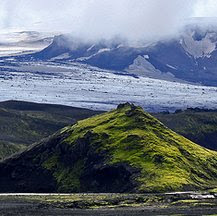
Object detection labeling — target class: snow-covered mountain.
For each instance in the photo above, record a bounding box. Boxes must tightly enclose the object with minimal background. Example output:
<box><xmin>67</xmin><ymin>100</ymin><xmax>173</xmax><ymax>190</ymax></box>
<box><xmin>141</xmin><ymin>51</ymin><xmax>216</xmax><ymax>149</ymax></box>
<box><xmin>25</xmin><ymin>19</ymin><xmax>217</xmax><ymax>86</ymax></box>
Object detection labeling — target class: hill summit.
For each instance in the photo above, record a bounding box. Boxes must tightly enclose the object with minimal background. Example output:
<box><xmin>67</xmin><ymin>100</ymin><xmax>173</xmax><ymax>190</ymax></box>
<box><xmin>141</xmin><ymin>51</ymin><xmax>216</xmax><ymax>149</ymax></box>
<box><xmin>0</xmin><ymin>103</ymin><xmax>217</xmax><ymax>193</ymax></box>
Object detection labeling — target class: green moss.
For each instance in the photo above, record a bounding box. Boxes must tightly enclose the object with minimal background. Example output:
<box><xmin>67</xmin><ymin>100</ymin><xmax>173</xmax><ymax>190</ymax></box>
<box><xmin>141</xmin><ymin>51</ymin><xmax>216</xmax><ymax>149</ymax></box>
<box><xmin>42</xmin><ymin>155</ymin><xmax>59</xmax><ymax>170</ymax></box>
<box><xmin>54</xmin><ymin>160</ymin><xmax>85</xmax><ymax>192</ymax></box>
<box><xmin>42</xmin><ymin>155</ymin><xmax>84</xmax><ymax>192</ymax></box>
<box><xmin>62</xmin><ymin>103</ymin><xmax>217</xmax><ymax>192</ymax></box>
<box><xmin>209</xmin><ymin>188</ymin><xmax>217</xmax><ymax>193</ymax></box>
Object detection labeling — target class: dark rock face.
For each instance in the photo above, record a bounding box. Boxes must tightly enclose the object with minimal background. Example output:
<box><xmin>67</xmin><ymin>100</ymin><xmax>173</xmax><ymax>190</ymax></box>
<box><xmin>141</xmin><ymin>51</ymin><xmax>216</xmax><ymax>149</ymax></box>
<box><xmin>80</xmin><ymin>164</ymin><xmax>138</xmax><ymax>193</ymax></box>
<box><xmin>33</xmin><ymin>35</ymin><xmax>120</xmax><ymax>62</ymax></box>
<box><xmin>0</xmin><ymin>130</ymin><xmax>138</xmax><ymax>193</ymax></box>
<box><xmin>0</xmin><ymin>134</ymin><xmax>62</xmax><ymax>192</ymax></box>
<box><xmin>83</xmin><ymin>47</ymin><xmax>143</xmax><ymax>71</ymax></box>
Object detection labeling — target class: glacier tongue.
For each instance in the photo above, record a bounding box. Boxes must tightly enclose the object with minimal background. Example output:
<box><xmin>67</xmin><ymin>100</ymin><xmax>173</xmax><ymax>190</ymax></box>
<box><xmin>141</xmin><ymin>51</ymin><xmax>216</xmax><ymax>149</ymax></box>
<box><xmin>0</xmin><ymin>61</ymin><xmax>217</xmax><ymax>112</ymax></box>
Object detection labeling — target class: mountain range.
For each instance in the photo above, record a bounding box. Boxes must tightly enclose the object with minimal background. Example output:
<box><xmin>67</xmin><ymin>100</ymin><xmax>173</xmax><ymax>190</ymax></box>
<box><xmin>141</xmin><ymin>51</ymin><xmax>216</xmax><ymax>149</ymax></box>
<box><xmin>20</xmin><ymin>18</ymin><xmax>217</xmax><ymax>86</ymax></box>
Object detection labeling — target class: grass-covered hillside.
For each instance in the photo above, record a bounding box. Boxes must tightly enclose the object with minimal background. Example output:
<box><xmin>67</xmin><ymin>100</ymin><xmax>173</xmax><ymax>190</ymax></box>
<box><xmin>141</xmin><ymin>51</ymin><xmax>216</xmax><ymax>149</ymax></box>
<box><xmin>0</xmin><ymin>103</ymin><xmax>217</xmax><ymax>193</ymax></box>
<box><xmin>0</xmin><ymin>100</ymin><xmax>101</xmax><ymax>159</ymax></box>
<box><xmin>155</xmin><ymin>108</ymin><xmax>217</xmax><ymax>151</ymax></box>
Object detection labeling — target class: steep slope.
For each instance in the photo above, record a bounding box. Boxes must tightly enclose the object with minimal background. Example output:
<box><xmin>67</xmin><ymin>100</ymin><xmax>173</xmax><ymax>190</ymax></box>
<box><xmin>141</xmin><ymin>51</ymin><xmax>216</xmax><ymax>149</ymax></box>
<box><xmin>0</xmin><ymin>103</ymin><xmax>217</xmax><ymax>193</ymax></box>
<box><xmin>33</xmin><ymin>35</ymin><xmax>72</xmax><ymax>60</ymax></box>
<box><xmin>0</xmin><ymin>100</ymin><xmax>101</xmax><ymax>159</ymax></box>
<box><xmin>154</xmin><ymin>108</ymin><xmax>217</xmax><ymax>151</ymax></box>
<box><xmin>32</xmin><ymin>35</ymin><xmax>120</xmax><ymax>61</ymax></box>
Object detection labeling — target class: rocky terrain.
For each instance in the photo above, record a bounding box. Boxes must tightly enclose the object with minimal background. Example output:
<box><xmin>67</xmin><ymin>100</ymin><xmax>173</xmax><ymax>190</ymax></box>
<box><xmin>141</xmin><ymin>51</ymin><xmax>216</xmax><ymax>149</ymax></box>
<box><xmin>0</xmin><ymin>191</ymin><xmax>216</xmax><ymax>215</ymax></box>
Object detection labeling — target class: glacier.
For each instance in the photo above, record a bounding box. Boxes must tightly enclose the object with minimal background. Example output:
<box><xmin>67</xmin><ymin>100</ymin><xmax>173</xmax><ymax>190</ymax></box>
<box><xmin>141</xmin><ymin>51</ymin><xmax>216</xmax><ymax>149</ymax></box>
<box><xmin>0</xmin><ymin>61</ymin><xmax>217</xmax><ymax>112</ymax></box>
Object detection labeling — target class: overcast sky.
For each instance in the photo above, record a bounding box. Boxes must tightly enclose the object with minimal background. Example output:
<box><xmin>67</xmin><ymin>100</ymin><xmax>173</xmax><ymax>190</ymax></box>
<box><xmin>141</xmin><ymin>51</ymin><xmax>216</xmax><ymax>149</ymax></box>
<box><xmin>0</xmin><ymin>0</ymin><xmax>217</xmax><ymax>42</ymax></box>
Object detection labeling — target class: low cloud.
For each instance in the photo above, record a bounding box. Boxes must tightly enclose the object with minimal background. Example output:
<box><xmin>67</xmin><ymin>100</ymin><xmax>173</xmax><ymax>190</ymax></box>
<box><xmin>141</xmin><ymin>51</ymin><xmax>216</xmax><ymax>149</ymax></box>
<box><xmin>0</xmin><ymin>0</ymin><xmax>207</xmax><ymax>43</ymax></box>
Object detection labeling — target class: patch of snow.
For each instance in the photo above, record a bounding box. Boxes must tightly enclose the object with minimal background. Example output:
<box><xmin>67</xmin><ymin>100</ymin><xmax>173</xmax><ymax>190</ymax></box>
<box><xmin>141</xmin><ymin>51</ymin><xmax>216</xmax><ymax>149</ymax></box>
<box><xmin>166</xmin><ymin>64</ymin><xmax>177</xmax><ymax>70</ymax></box>
<box><xmin>87</xmin><ymin>44</ymin><xmax>96</xmax><ymax>52</ymax></box>
<box><xmin>76</xmin><ymin>48</ymin><xmax>111</xmax><ymax>61</ymax></box>
<box><xmin>97</xmin><ymin>48</ymin><xmax>111</xmax><ymax>54</ymax></box>
<box><xmin>50</xmin><ymin>53</ymin><xmax>70</xmax><ymax>61</ymax></box>
<box><xmin>190</xmin><ymin>195</ymin><xmax>215</xmax><ymax>199</ymax></box>
<box><xmin>117</xmin><ymin>44</ymin><xmax>124</xmax><ymax>48</ymax></box>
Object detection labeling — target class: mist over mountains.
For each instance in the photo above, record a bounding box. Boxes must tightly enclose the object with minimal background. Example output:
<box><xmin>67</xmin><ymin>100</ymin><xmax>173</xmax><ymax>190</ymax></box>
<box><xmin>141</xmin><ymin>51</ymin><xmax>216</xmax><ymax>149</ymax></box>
<box><xmin>14</xmin><ymin>18</ymin><xmax>215</xmax><ymax>86</ymax></box>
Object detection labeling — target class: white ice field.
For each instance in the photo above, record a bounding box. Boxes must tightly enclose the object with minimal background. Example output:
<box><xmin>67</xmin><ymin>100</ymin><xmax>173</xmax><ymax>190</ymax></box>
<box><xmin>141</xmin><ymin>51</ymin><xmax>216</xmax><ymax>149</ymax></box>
<box><xmin>0</xmin><ymin>60</ymin><xmax>217</xmax><ymax>112</ymax></box>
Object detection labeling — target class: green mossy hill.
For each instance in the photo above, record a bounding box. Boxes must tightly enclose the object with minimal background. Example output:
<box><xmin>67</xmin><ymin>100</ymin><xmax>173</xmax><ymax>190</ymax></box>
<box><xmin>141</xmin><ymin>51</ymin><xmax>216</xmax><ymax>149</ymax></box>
<box><xmin>154</xmin><ymin>109</ymin><xmax>217</xmax><ymax>151</ymax></box>
<box><xmin>0</xmin><ymin>103</ymin><xmax>217</xmax><ymax>193</ymax></box>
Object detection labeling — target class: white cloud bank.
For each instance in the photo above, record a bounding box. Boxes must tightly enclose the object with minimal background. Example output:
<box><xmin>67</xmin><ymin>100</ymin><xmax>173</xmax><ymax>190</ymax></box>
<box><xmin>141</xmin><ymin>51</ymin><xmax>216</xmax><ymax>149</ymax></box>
<box><xmin>0</xmin><ymin>0</ymin><xmax>216</xmax><ymax>42</ymax></box>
